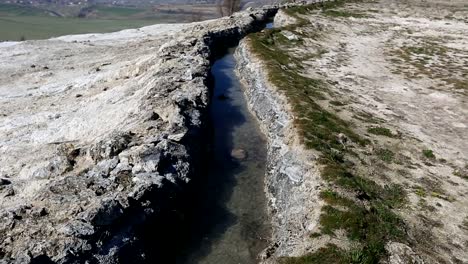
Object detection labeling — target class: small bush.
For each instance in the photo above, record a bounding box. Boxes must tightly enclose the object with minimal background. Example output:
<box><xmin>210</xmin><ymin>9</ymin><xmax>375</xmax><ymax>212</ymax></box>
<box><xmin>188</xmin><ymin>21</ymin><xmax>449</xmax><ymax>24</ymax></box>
<box><xmin>330</xmin><ymin>100</ymin><xmax>346</xmax><ymax>106</ymax></box>
<box><xmin>453</xmin><ymin>169</ymin><xmax>468</xmax><ymax>180</ymax></box>
<box><xmin>422</xmin><ymin>149</ymin><xmax>435</xmax><ymax>159</ymax></box>
<box><xmin>367</xmin><ymin>126</ymin><xmax>395</xmax><ymax>137</ymax></box>
<box><xmin>414</xmin><ymin>187</ymin><xmax>426</xmax><ymax>197</ymax></box>
<box><xmin>376</xmin><ymin>149</ymin><xmax>394</xmax><ymax>163</ymax></box>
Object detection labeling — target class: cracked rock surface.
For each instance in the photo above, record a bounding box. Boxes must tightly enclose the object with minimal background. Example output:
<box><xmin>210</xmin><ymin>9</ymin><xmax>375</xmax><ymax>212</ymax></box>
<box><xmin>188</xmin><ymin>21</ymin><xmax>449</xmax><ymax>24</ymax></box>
<box><xmin>0</xmin><ymin>7</ymin><xmax>277</xmax><ymax>263</ymax></box>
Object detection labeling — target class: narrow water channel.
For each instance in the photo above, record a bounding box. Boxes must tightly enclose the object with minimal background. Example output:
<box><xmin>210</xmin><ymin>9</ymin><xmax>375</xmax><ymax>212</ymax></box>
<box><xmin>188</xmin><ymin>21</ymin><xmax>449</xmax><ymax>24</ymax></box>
<box><xmin>177</xmin><ymin>48</ymin><xmax>271</xmax><ymax>263</ymax></box>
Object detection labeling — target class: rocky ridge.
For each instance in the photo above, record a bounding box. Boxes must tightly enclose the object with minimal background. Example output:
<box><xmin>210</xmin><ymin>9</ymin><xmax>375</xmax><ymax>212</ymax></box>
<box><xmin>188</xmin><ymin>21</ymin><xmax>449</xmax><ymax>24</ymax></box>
<box><xmin>0</xmin><ymin>7</ymin><xmax>277</xmax><ymax>263</ymax></box>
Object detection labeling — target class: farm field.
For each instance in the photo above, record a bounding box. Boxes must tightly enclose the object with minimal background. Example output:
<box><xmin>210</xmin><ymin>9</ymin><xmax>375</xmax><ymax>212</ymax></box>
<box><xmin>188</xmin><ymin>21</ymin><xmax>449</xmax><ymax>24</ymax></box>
<box><xmin>0</xmin><ymin>16</ymin><xmax>175</xmax><ymax>41</ymax></box>
<box><xmin>0</xmin><ymin>3</ymin><xmax>217</xmax><ymax>41</ymax></box>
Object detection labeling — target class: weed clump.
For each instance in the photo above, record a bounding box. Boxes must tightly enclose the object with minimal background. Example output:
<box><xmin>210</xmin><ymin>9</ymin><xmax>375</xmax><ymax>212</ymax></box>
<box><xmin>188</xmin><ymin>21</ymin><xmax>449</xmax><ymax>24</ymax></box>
<box><xmin>453</xmin><ymin>169</ymin><xmax>468</xmax><ymax>180</ymax></box>
<box><xmin>367</xmin><ymin>126</ymin><xmax>395</xmax><ymax>137</ymax></box>
<box><xmin>376</xmin><ymin>148</ymin><xmax>394</xmax><ymax>163</ymax></box>
<box><xmin>323</xmin><ymin>9</ymin><xmax>367</xmax><ymax>18</ymax></box>
<box><xmin>280</xmin><ymin>244</ymin><xmax>348</xmax><ymax>264</ymax></box>
<box><xmin>422</xmin><ymin>149</ymin><xmax>435</xmax><ymax>159</ymax></box>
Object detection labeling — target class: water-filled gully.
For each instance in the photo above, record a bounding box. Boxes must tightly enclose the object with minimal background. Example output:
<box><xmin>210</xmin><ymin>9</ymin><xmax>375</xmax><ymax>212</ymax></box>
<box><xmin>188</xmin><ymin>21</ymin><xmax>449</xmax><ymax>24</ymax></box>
<box><xmin>176</xmin><ymin>21</ymin><xmax>278</xmax><ymax>264</ymax></box>
<box><xmin>137</xmin><ymin>21</ymin><xmax>275</xmax><ymax>264</ymax></box>
<box><xmin>177</xmin><ymin>46</ymin><xmax>271</xmax><ymax>263</ymax></box>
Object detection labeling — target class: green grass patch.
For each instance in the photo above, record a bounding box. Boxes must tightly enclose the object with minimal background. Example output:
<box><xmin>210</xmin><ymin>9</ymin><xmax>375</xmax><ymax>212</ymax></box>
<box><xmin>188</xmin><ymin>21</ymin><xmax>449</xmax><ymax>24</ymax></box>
<box><xmin>318</xmin><ymin>192</ymin><xmax>405</xmax><ymax>263</ymax></box>
<box><xmin>282</xmin><ymin>0</ymin><xmax>354</xmax><ymax>26</ymax></box>
<box><xmin>249</xmin><ymin>30</ymin><xmax>369</xmax><ymax>153</ymax></box>
<box><xmin>0</xmin><ymin>3</ymin><xmax>188</xmax><ymax>41</ymax></box>
<box><xmin>422</xmin><ymin>149</ymin><xmax>435</xmax><ymax>159</ymax></box>
<box><xmin>329</xmin><ymin>100</ymin><xmax>346</xmax><ymax>106</ymax></box>
<box><xmin>279</xmin><ymin>244</ymin><xmax>349</xmax><ymax>264</ymax></box>
<box><xmin>430</xmin><ymin>192</ymin><xmax>455</xmax><ymax>202</ymax></box>
<box><xmin>353</xmin><ymin>111</ymin><xmax>382</xmax><ymax>124</ymax></box>
<box><xmin>367</xmin><ymin>126</ymin><xmax>395</xmax><ymax>137</ymax></box>
<box><xmin>376</xmin><ymin>148</ymin><xmax>394</xmax><ymax>163</ymax></box>
<box><xmin>0</xmin><ymin>16</ymin><xmax>167</xmax><ymax>41</ymax></box>
<box><xmin>287</xmin><ymin>190</ymin><xmax>406</xmax><ymax>264</ymax></box>
<box><xmin>404</xmin><ymin>44</ymin><xmax>447</xmax><ymax>57</ymax></box>
<box><xmin>323</xmin><ymin>9</ymin><xmax>367</xmax><ymax>18</ymax></box>
<box><xmin>414</xmin><ymin>186</ymin><xmax>427</xmax><ymax>197</ymax></box>
<box><xmin>320</xmin><ymin>202</ymin><xmax>405</xmax><ymax>245</ymax></box>
<box><xmin>93</xmin><ymin>5</ymin><xmax>146</xmax><ymax>17</ymax></box>
<box><xmin>310</xmin><ymin>232</ymin><xmax>322</xmax><ymax>238</ymax></box>
<box><xmin>322</xmin><ymin>165</ymin><xmax>405</xmax><ymax>208</ymax></box>
<box><xmin>0</xmin><ymin>3</ymin><xmax>48</xmax><ymax>16</ymax></box>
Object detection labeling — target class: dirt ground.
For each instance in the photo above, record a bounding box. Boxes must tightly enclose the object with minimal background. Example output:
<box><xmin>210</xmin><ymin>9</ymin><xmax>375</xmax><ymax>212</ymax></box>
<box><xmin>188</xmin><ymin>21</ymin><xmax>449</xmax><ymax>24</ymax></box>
<box><xmin>281</xmin><ymin>0</ymin><xmax>467</xmax><ymax>262</ymax></box>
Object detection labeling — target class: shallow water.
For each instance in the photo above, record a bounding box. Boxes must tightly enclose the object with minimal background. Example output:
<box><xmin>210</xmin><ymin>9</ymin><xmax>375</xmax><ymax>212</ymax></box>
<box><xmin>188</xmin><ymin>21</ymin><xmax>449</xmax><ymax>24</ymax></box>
<box><xmin>178</xmin><ymin>48</ymin><xmax>271</xmax><ymax>264</ymax></box>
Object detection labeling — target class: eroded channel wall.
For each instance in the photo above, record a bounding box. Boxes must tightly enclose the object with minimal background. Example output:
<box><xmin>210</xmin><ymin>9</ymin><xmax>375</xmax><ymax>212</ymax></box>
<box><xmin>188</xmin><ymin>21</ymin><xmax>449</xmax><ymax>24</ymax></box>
<box><xmin>235</xmin><ymin>13</ymin><xmax>323</xmax><ymax>260</ymax></box>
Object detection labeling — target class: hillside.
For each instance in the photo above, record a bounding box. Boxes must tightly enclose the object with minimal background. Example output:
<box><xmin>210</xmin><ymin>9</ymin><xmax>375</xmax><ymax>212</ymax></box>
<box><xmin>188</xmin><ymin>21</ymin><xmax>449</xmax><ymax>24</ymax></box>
<box><xmin>240</xmin><ymin>0</ymin><xmax>468</xmax><ymax>263</ymax></box>
<box><xmin>0</xmin><ymin>2</ymin><xmax>220</xmax><ymax>41</ymax></box>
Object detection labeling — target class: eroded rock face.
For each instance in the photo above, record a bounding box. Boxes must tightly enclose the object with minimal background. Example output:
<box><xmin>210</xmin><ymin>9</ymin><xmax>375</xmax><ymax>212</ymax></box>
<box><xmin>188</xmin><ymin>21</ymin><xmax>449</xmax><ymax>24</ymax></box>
<box><xmin>273</xmin><ymin>9</ymin><xmax>298</xmax><ymax>28</ymax></box>
<box><xmin>235</xmin><ymin>35</ymin><xmax>323</xmax><ymax>260</ymax></box>
<box><xmin>0</xmin><ymin>7</ymin><xmax>277</xmax><ymax>263</ymax></box>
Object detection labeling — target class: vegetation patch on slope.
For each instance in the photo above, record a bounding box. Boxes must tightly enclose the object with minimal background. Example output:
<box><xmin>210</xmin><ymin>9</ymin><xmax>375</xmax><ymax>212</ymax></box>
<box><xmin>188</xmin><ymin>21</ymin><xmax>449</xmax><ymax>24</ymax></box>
<box><xmin>247</xmin><ymin>2</ymin><xmax>409</xmax><ymax>263</ymax></box>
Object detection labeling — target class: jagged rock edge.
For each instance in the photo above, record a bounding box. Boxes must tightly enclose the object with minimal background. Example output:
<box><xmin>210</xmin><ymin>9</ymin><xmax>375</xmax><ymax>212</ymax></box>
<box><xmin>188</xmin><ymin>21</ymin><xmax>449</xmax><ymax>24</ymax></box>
<box><xmin>0</xmin><ymin>7</ymin><xmax>279</xmax><ymax>264</ymax></box>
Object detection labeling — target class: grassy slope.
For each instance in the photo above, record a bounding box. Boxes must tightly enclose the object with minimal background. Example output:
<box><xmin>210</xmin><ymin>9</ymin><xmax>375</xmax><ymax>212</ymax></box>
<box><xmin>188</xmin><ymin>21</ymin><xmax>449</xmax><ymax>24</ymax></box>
<box><xmin>0</xmin><ymin>3</ymin><xmax>182</xmax><ymax>41</ymax></box>
<box><xmin>0</xmin><ymin>16</ymin><xmax>168</xmax><ymax>41</ymax></box>
<box><xmin>92</xmin><ymin>5</ymin><xmax>147</xmax><ymax>17</ymax></box>
<box><xmin>247</xmin><ymin>1</ymin><xmax>409</xmax><ymax>263</ymax></box>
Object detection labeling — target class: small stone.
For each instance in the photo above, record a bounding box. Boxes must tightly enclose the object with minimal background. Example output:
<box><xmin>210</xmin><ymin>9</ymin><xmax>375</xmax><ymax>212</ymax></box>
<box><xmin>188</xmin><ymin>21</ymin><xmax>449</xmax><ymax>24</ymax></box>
<box><xmin>168</xmin><ymin>133</ymin><xmax>185</xmax><ymax>142</ymax></box>
<box><xmin>12</xmin><ymin>213</ymin><xmax>22</xmax><ymax>220</ymax></box>
<box><xmin>3</xmin><ymin>236</ymin><xmax>13</xmax><ymax>245</ymax></box>
<box><xmin>337</xmin><ymin>133</ymin><xmax>348</xmax><ymax>145</ymax></box>
<box><xmin>0</xmin><ymin>178</ymin><xmax>11</xmax><ymax>185</ymax></box>
<box><xmin>146</xmin><ymin>111</ymin><xmax>160</xmax><ymax>121</ymax></box>
<box><xmin>32</xmin><ymin>207</ymin><xmax>48</xmax><ymax>217</ymax></box>
<box><xmin>231</xmin><ymin>149</ymin><xmax>247</xmax><ymax>160</ymax></box>
<box><xmin>39</xmin><ymin>208</ymin><xmax>48</xmax><ymax>217</ymax></box>
<box><xmin>3</xmin><ymin>186</ymin><xmax>15</xmax><ymax>197</ymax></box>
<box><xmin>281</xmin><ymin>30</ymin><xmax>299</xmax><ymax>41</ymax></box>
<box><xmin>60</xmin><ymin>221</ymin><xmax>95</xmax><ymax>238</ymax></box>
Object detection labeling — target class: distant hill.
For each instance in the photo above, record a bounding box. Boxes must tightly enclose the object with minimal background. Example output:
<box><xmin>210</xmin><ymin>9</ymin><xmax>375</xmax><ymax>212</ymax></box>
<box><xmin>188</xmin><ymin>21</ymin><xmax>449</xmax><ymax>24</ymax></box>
<box><xmin>0</xmin><ymin>0</ymin><xmax>206</xmax><ymax>7</ymax></box>
<box><xmin>0</xmin><ymin>0</ymin><xmax>221</xmax><ymax>41</ymax></box>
